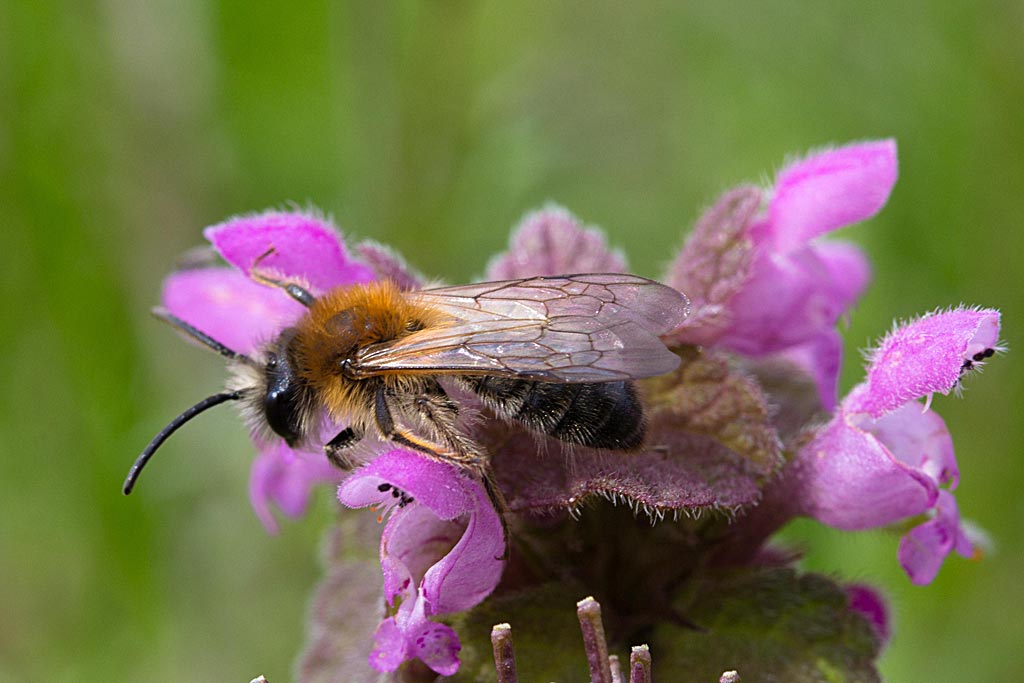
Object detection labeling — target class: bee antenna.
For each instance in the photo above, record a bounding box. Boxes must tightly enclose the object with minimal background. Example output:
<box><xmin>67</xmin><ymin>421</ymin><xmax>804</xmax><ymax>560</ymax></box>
<box><xmin>123</xmin><ymin>390</ymin><xmax>243</xmax><ymax>495</ymax></box>
<box><xmin>152</xmin><ymin>308</ymin><xmax>256</xmax><ymax>365</ymax></box>
<box><xmin>249</xmin><ymin>247</ymin><xmax>317</xmax><ymax>307</ymax></box>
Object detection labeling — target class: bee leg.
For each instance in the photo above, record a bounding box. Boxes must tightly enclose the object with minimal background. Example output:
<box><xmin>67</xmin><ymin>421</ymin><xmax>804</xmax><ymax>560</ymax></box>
<box><xmin>374</xmin><ymin>386</ymin><xmax>511</xmax><ymax>560</ymax></box>
<box><xmin>372</xmin><ymin>386</ymin><xmax>462</xmax><ymax>461</ymax></box>
<box><xmin>324</xmin><ymin>425</ymin><xmax>364</xmax><ymax>470</ymax></box>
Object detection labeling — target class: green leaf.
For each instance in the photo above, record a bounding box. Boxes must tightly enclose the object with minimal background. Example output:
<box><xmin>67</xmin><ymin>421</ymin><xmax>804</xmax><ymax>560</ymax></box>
<box><xmin>655</xmin><ymin>567</ymin><xmax>882</xmax><ymax>683</ymax></box>
<box><xmin>443</xmin><ymin>583</ymin><xmax>592</xmax><ymax>683</ymax></box>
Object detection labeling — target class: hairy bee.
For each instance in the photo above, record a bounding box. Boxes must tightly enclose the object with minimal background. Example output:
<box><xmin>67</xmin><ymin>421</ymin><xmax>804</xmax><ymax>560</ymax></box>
<box><xmin>124</xmin><ymin>260</ymin><xmax>690</xmax><ymax>516</ymax></box>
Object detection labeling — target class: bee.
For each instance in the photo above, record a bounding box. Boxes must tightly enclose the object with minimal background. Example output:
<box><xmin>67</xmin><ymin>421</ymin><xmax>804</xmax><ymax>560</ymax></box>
<box><xmin>124</xmin><ymin>255</ymin><xmax>690</xmax><ymax>520</ymax></box>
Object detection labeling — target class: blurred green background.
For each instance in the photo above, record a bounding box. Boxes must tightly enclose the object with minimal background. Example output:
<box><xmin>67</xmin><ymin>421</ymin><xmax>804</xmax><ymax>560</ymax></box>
<box><xmin>2</xmin><ymin>1</ymin><xmax>1021</xmax><ymax>681</ymax></box>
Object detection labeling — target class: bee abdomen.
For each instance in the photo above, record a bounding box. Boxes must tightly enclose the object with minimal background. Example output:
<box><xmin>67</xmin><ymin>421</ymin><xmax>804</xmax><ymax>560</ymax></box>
<box><xmin>465</xmin><ymin>377</ymin><xmax>645</xmax><ymax>450</ymax></box>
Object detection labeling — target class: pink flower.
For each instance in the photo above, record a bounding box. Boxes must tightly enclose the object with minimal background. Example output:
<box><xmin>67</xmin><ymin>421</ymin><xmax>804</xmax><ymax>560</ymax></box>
<box><xmin>795</xmin><ymin>307</ymin><xmax>1001</xmax><ymax>584</ymax></box>
<box><xmin>161</xmin><ymin>210</ymin><xmax>377</xmax><ymax>531</ymax></box>
<box><xmin>338</xmin><ymin>449</ymin><xmax>505</xmax><ymax>675</ymax></box>
<box><xmin>669</xmin><ymin>140</ymin><xmax>898</xmax><ymax>409</ymax></box>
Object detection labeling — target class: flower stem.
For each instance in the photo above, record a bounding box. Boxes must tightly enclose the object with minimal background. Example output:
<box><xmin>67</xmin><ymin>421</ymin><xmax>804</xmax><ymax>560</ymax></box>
<box><xmin>629</xmin><ymin>645</ymin><xmax>651</xmax><ymax>683</ymax></box>
<box><xmin>491</xmin><ymin>622</ymin><xmax>518</xmax><ymax>683</ymax></box>
<box><xmin>609</xmin><ymin>654</ymin><xmax>624</xmax><ymax>683</ymax></box>
<box><xmin>577</xmin><ymin>596</ymin><xmax>613</xmax><ymax>683</ymax></box>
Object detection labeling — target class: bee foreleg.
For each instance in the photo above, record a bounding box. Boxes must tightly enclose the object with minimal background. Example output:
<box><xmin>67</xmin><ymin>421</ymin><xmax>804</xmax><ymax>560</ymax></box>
<box><xmin>324</xmin><ymin>425</ymin><xmax>364</xmax><ymax>470</ymax></box>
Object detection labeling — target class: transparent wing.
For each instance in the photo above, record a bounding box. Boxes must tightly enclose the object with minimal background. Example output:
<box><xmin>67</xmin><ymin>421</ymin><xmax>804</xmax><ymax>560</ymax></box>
<box><xmin>353</xmin><ymin>274</ymin><xmax>691</xmax><ymax>383</ymax></box>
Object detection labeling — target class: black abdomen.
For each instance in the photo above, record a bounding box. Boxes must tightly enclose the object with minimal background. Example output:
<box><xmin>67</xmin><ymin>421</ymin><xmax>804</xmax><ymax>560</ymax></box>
<box><xmin>463</xmin><ymin>377</ymin><xmax>645</xmax><ymax>450</ymax></box>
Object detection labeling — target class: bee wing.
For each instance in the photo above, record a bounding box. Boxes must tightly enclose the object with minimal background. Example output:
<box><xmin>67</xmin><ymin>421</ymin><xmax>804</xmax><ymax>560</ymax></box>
<box><xmin>354</xmin><ymin>274</ymin><xmax>690</xmax><ymax>382</ymax></box>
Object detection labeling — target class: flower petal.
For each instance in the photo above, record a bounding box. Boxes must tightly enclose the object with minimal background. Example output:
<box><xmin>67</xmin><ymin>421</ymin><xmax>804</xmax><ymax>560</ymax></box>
<box><xmin>814</xmin><ymin>240</ymin><xmax>872</xmax><ymax>314</ymax></box>
<box><xmin>796</xmin><ymin>409</ymin><xmax>937</xmax><ymax>530</ymax></box>
<box><xmin>380</xmin><ymin>504</ymin><xmax>463</xmax><ymax>606</ymax></box>
<box><xmin>717</xmin><ymin>245</ymin><xmax>854</xmax><ymax>356</ymax></box>
<box><xmin>338</xmin><ymin>449</ymin><xmax>470</xmax><ymax>520</ymax></box>
<box><xmin>850</xmin><ymin>307</ymin><xmax>1002</xmax><ymax>417</ymax></box>
<box><xmin>422</xmin><ymin>472</ymin><xmax>505</xmax><ymax>614</ymax></box>
<box><xmin>760</xmin><ymin>140</ymin><xmax>898</xmax><ymax>252</ymax></box>
<box><xmin>864</xmin><ymin>401</ymin><xmax>958</xmax><ymax>488</ymax></box>
<box><xmin>205</xmin><ymin>210</ymin><xmax>375</xmax><ymax>293</ymax></box>
<box><xmin>775</xmin><ymin>330</ymin><xmax>843</xmax><ymax>411</ymax></box>
<box><xmin>337</xmin><ymin>450</ymin><xmax>505</xmax><ymax>614</ymax></box>
<box><xmin>406</xmin><ymin>594</ymin><xmax>461</xmax><ymax>676</ymax></box>
<box><xmin>368</xmin><ymin>617</ymin><xmax>409</xmax><ymax>673</ymax></box>
<box><xmin>486</xmin><ymin>206</ymin><xmax>627</xmax><ymax>280</ymax></box>
<box><xmin>897</xmin><ymin>490</ymin><xmax>973</xmax><ymax>585</ymax></box>
<box><xmin>248</xmin><ymin>442</ymin><xmax>340</xmax><ymax>533</ymax></box>
<box><xmin>369</xmin><ymin>588</ymin><xmax>462</xmax><ymax>675</ymax></box>
<box><xmin>162</xmin><ymin>267</ymin><xmax>304</xmax><ymax>356</ymax></box>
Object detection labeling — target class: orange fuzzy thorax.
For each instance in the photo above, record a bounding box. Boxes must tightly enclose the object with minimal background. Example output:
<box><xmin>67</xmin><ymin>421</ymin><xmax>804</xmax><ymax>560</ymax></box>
<box><xmin>290</xmin><ymin>280</ymin><xmax>444</xmax><ymax>420</ymax></box>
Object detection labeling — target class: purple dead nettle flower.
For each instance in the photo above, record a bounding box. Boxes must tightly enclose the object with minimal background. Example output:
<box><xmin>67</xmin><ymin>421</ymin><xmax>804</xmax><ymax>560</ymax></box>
<box><xmin>338</xmin><ymin>449</ymin><xmax>505</xmax><ymax>675</ymax></box>
<box><xmin>161</xmin><ymin>211</ymin><xmax>378</xmax><ymax>531</ymax></box>
<box><xmin>794</xmin><ymin>307</ymin><xmax>1002</xmax><ymax>584</ymax></box>
<box><xmin>669</xmin><ymin>140</ymin><xmax>897</xmax><ymax>409</ymax></box>
<box><xmin>152</xmin><ymin>140</ymin><xmax>1004</xmax><ymax>679</ymax></box>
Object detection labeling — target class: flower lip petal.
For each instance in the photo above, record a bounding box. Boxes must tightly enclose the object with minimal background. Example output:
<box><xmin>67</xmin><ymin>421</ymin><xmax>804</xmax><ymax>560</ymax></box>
<box><xmin>850</xmin><ymin>307</ymin><xmax>1002</xmax><ymax>417</ymax></box>
<box><xmin>205</xmin><ymin>210</ymin><xmax>376</xmax><ymax>293</ymax></box>
<box><xmin>897</xmin><ymin>490</ymin><xmax>972</xmax><ymax>585</ymax></box>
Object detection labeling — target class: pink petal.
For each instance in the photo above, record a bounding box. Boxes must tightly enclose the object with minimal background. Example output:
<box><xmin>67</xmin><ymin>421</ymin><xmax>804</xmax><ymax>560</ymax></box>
<box><xmin>408</xmin><ymin>611</ymin><xmax>461</xmax><ymax>675</ymax></box>
<box><xmin>776</xmin><ymin>330</ymin><xmax>843</xmax><ymax>411</ymax></box>
<box><xmin>368</xmin><ymin>617</ymin><xmax>408</xmax><ymax>673</ymax></box>
<box><xmin>380</xmin><ymin>504</ymin><xmax>463</xmax><ymax>607</ymax></box>
<box><xmin>717</xmin><ymin>245</ymin><xmax>848</xmax><ymax>355</ymax></box>
<box><xmin>897</xmin><ymin>490</ymin><xmax>973</xmax><ymax>585</ymax></box>
<box><xmin>369</xmin><ymin>588</ymin><xmax>462</xmax><ymax>675</ymax></box>
<box><xmin>162</xmin><ymin>268</ymin><xmax>304</xmax><ymax>356</ymax></box>
<box><xmin>338</xmin><ymin>450</ymin><xmax>470</xmax><ymax>520</ymax></box>
<box><xmin>814</xmin><ymin>240</ymin><xmax>872</xmax><ymax>312</ymax></box>
<box><xmin>797</xmin><ymin>409</ymin><xmax>937</xmax><ymax>529</ymax></box>
<box><xmin>851</xmin><ymin>307</ymin><xmax>1002</xmax><ymax>417</ymax></box>
<box><xmin>248</xmin><ymin>442</ymin><xmax>340</xmax><ymax>534</ymax></box>
<box><xmin>337</xmin><ymin>450</ymin><xmax>505</xmax><ymax>614</ymax></box>
<box><xmin>864</xmin><ymin>402</ymin><xmax>958</xmax><ymax>489</ymax></box>
<box><xmin>205</xmin><ymin>210</ymin><xmax>375</xmax><ymax>293</ymax></box>
<box><xmin>760</xmin><ymin>140</ymin><xmax>898</xmax><ymax>252</ymax></box>
<box><xmin>486</xmin><ymin>206</ymin><xmax>627</xmax><ymax>280</ymax></box>
<box><xmin>422</xmin><ymin>472</ymin><xmax>505</xmax><ymax>614</ymax></box>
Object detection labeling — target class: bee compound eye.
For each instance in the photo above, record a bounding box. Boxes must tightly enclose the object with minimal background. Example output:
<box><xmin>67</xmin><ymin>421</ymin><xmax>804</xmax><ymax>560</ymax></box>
<box><xmin>263</xmin><ymin>354</ymin><xmax>303</xmax><ymax>443</ymax></box>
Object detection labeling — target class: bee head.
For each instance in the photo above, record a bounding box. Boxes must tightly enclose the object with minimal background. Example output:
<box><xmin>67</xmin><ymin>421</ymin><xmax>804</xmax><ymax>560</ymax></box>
<box><xmin>261</xmin><ymin>335</ymin><xmax>307</xmax><ymax>446</ymax></box>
